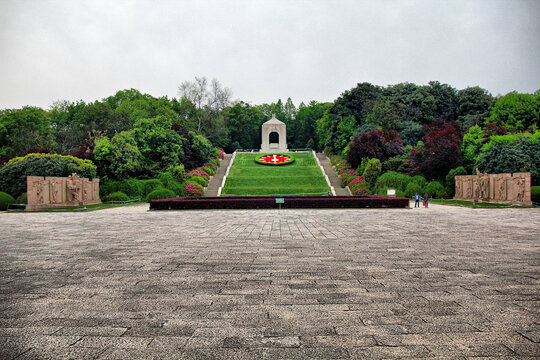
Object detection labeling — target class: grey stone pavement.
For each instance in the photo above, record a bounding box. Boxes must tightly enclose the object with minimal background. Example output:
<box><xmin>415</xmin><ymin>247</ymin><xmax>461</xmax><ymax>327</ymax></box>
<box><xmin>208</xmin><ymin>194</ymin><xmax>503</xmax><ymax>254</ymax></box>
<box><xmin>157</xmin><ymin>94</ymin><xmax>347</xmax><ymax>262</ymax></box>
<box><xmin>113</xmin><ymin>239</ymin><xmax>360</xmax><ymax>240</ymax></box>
<box><xmin>1</xmin><ymin>203</ymin><xmax>539</xmax><ymax>359</ymax></box>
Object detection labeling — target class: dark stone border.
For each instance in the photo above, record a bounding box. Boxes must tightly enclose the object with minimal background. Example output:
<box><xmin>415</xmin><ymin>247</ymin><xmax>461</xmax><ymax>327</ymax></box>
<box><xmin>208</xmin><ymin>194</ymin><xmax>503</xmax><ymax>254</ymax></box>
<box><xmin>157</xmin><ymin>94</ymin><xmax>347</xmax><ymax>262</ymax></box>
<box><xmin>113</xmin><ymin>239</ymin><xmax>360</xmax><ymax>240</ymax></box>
<box><xmin>150</xmin><ymin>195</ymin><xmax>409</xmax><ymax>210</ymax></box>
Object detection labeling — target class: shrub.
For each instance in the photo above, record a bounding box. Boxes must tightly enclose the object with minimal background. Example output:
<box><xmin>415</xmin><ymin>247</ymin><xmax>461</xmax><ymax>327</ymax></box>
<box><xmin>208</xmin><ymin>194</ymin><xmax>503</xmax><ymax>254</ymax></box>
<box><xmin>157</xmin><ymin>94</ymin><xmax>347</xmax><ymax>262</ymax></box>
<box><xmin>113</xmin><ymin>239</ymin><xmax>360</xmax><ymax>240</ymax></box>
<box><xmin>200</xmin><ymin>166</ymin><xmax>214</xmax><ymax>176</ymax></box>
<box><xmin>0</xmin><ymin>153</ymin><xmax>97</xmax><ymax>198</ymax></box>
<box><xmin>106</xmin><ymin>191</ymin><xmax>129</xmax><ymax>202</ymax></box>
<box><xmin>405</xmin><ymin>182</ymin><xmax>423</xmax><ymax>198</ymax></box>
<box><xmin>157</xmin><ymin>172</ymin><xmax>185</xmax><ymax>196</ymax></box>
<box><xmin>348</xmin><ymin>176</ymin><xmax>367</xmax><ymax>194</ymax></box>
<box><xmin>118</xmin><ymin>179</ymin><xmax>144</xmax><ymax>198</ymax></box>
<box><xmin>186</xmin><ymin>175</ymin><xmax>207</xmax><ymax>187</ymax></box>
<box><xmin>532</xmin><ymin>186</ymin><xmax>540</xmax><ymax>203</ymax></box>
<box><xmin>374</xmin><ymin>171</ymin><xmax>412</xmax><ymax>192</ymax></box>
<box><xmin>411</xmin><ymin>175</ymin><xmax>427</xmax><ymax>190</ymax></box>
<box><xmin>425</xmin><ymin>181</ymin><xmax>445</xmax><ymax>198</ymax></box>
<box><xmin>356</xmin><ymin>158</ymin><xmax>370</xmax><ymax>176</ymax></box>
<box><xmin>167</xmin><ymin>164</ymin><xmax>186</xmax><ymax>183</ymax></box>
<box><xmin>207</xmin><ymin>157</ymin><xmax>220</xmax><ymax>170</ymax></box>
<box><xmin>186</xmin><ymin>168</ymin><xmax>210</xmax><ymax>181</ymax></box>
<box><xmin>0</xmin><ymin>192</ymin><xmax>15</xmax><ymax>211</ymax></box>
<box><xmin>382</xmin><ymin>155</ymin><xmax>408</xmax><ymax>173</ymax></box>
<box><xmin>217</xmin><ymin>149</ymin><xmax>226</xmax><ymax>160</ymax></box>
<box><xmin>445</xmin><ymin>166</ymin><xmax>467</xmax><ymax>197</ymax></box>
<box><xmin>185</xmin><ymin>183</ymin><xmax>204</xmax><ymax>197</ymax></box>
<box><xmin>15</xmin><ymin>192</ymin><xmax>27</xmax><ymax>204</ymax></box>
<box><xmin>100</xmin><ymin>178</ymin><xmax>144</xmax><ymax>199</ymax></box>
<box><xmin>147</xmin><ymin>188</ymin><xmax>175</xmax><ymax>201</ymax></box>
<box><xmin>166</xmin><ymin>180</ymin><xmax>185</xmax><ymax>196</ymax></box>
<box><xmin>142</xmin><ymin>179</ymin><xmax>164</xmax><ymax>197</ymax></box>
<box><xmin>363</xmin><ymin>159</ymin><xmax>382</xmax><ymax>189</ymax></box>
<box><xmin>339</xmin><ymin>168</ymin><xmax>357</xmax><ymax>187</ymax></box>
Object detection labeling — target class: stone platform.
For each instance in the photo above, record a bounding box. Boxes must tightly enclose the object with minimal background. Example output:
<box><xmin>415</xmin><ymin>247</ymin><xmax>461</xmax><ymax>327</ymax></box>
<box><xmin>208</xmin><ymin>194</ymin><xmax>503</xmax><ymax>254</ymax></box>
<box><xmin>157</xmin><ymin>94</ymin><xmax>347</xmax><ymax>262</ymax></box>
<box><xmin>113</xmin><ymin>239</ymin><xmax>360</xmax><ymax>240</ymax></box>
<box><xmin>0</xmin><ymin>204</ymin><xmax>539</xmax><ymax>359</ymax></box>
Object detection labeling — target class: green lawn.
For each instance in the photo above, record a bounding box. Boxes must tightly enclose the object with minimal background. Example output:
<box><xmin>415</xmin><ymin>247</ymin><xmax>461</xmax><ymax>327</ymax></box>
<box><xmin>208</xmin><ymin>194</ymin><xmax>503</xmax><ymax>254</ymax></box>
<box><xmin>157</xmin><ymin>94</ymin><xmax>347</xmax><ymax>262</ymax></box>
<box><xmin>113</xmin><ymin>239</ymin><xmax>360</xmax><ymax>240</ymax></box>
<box><xmin>221</xmin><ymin>152</ymin><xmax>331</xmax><ymax>196</ymax></box>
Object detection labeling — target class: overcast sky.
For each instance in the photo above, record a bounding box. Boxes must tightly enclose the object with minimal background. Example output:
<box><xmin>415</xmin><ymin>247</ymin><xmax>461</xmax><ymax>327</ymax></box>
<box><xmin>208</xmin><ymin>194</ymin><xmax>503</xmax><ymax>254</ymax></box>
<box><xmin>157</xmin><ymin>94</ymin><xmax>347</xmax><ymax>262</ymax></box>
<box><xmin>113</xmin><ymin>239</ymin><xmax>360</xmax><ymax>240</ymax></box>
<box><xmin>1</xmin><ymin>0</ymin><xmax>539</xmax><ymax>109</ymax></box>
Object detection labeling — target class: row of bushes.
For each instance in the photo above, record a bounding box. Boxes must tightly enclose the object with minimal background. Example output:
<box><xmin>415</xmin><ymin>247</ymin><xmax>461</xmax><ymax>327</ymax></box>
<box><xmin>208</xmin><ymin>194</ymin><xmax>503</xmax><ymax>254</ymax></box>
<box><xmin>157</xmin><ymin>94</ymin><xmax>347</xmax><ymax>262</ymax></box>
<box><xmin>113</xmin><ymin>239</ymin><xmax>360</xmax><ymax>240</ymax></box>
<box><xmin>101</xmin><ymin>157</ymin><xmax>221</xmax><ymax>201</ymax></box>
<box><xmin>331</xmin><ymin>154</ymin><xmax>467</xmax><ymax>199</ymax></box>
<box><xmin>150</xmin><ymin>195</ymin><xmax>410</xmax><ymax>210</ymax></box>
<box><xmin>0</xmin><ymin>151</ymin><xmax>223</xmax><ymax>207</ymax></box>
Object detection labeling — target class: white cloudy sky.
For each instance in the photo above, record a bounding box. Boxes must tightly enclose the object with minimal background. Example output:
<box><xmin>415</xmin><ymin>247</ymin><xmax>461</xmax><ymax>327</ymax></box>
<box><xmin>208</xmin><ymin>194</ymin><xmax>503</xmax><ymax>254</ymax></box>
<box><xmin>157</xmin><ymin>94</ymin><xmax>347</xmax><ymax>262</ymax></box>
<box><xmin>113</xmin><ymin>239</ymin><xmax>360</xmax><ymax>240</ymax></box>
<box><xmin>1</xmin><ymin>0</ymin><xmax>539</xmax><ymax>109</ymax></box>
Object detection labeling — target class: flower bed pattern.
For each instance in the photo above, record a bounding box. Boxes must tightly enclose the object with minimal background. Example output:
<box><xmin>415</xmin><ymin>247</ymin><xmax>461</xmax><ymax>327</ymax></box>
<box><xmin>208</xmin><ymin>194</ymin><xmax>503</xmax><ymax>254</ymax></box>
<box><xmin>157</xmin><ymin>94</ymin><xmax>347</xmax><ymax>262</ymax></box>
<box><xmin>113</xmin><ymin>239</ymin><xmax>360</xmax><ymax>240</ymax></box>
<box><xmin>255</xmin><ymin>153</ymin><xmax>295</xmax><ymax>166</ymax></box>
<box><xmin>150</xmin><ymin>195</ymin><xmax>409</xmax><ymax>210</ymax></box>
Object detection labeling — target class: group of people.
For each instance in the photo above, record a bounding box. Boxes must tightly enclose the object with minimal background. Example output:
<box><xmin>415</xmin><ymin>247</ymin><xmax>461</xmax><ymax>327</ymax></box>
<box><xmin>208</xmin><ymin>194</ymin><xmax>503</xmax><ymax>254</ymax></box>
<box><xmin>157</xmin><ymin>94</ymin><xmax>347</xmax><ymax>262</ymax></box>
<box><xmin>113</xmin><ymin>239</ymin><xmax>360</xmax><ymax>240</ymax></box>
<box><xmin>414</xmin><ymin>193</ymin><xmax>429</xmax><ymax>208</ymax></box>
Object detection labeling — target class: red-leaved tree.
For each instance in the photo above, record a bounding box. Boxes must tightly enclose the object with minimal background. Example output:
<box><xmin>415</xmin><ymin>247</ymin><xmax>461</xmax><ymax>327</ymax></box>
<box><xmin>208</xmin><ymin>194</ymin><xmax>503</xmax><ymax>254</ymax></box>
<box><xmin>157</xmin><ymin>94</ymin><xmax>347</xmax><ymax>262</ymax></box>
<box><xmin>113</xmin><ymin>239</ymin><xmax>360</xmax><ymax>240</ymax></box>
<box><xmin>346</xmin><ymin>130</ymin><xmax>404</xmax><ymax>168</ymax></box>
<box><xmin>407</xmin><ymin>119</ymin><xmax>462</xmax><ymax>179</ymax></box>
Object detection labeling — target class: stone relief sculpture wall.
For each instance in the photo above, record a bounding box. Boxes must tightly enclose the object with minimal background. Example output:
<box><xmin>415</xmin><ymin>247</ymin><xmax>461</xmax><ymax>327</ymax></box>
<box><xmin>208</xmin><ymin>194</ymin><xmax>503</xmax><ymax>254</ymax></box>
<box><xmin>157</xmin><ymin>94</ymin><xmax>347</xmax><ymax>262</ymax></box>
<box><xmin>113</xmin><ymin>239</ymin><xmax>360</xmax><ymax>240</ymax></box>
<box><xmin>27</xmin><ymin>173</ymin><xmax>100</xmax><ymax>210</ymax></box>
<box><xmin>455</xmin><ymin>171</ymin><xmax>532</xmax><ymax>206</ymax></box>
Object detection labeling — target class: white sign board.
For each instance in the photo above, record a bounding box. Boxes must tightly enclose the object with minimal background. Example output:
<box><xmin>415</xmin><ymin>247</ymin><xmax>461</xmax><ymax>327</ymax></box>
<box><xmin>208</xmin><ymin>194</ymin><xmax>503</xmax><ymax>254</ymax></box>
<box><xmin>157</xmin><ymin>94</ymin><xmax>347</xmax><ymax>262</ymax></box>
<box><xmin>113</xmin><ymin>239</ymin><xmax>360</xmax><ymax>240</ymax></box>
<box><xmin>387</xmin><ymin>189</ymin><xmax>396</xmax><ymax>197</ymax></box>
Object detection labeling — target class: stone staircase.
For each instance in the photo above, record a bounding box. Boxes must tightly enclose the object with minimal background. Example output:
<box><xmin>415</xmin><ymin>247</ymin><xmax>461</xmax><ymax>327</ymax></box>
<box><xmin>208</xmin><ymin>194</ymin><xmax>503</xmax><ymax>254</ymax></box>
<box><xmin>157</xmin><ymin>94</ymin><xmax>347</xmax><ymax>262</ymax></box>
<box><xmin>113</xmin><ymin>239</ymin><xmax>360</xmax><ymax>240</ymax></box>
<box><xmin>204</xmin><ymin>154</ymin><xmax>232</xmax><ymax>197</ymax></box>
<box><xmin>316</xmin><ymin>153</ymin><xmax>350</xmax><ymax>196</ymax></box>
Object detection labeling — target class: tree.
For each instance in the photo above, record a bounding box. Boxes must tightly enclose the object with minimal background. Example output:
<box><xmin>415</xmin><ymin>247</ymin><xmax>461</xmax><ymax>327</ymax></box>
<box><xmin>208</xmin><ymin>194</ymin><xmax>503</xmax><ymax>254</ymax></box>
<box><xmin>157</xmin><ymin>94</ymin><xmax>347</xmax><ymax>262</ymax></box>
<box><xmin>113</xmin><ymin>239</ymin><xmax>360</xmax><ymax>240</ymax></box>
<box><xmin>363</xmin><ymin>158</ymin><xmax>382</xmax><ymax>190</ymax></box>
<box><xmin>407</xmin><ymin>119</ymin><xmax>463</xmax><ymax>179</ymax></box>
<box><xmin>365</xmin><ymin>99</ymin><xmax>405</xmax><ymax>131</ymax></box>
<box><xmin>346</xmin><ymin>130</ymin><xmax>404</xmax><ymax>168</ymax></box>
<box><xmin>94</xmin><ymin>132</ymin><xmax>143</xmax><ymax>179</ymax></box>
<box><xmin>223</xmin><ymin>102</ymin><xmax>266</xmax><ymax>152</ymax></box>
<box><xmin>398</xmin><ymin>121</ymin><xmax>422</xmax><ymax>147</ymax></box>
<box><xmin>178</xmin><ymin>76</ymin><xmax>232</xmax><ymax>132</ymax></box>
<box><xmin>131</xmin><ymin>116</ymin><xmax>184</xmax><ymax>176</ymax></box>
<box><xmin>293</xmin><ymin>101</ymin><xmax>331</xmax><ymax>149</ymax></box>
<box><xmin>476</xmin><ymin>135</ymin><xmax>539</xmax><ymax>184</ymax></box>
<box><xmin>0</xmin><ymin>106</ymin><xmax>54</xmax><ymax>156</ymax></box>
<box><xmin>487</xmin><ymin>92</ymin><xmax>539</xmax><ymax>131</ymax></box>
<box><xmin>461</xmin><ymin>125</ymin><xmax>484</xmax><ymax>170</ymax></box>
<box><xmin>457</xmin><ymin>86</ymin><xmax>493</xmax><ymax>131</ymax></box>
<box><xmin>331</xmin><ymin>82</ymin><xmax>383</xmax><ymax>122</ymax></box>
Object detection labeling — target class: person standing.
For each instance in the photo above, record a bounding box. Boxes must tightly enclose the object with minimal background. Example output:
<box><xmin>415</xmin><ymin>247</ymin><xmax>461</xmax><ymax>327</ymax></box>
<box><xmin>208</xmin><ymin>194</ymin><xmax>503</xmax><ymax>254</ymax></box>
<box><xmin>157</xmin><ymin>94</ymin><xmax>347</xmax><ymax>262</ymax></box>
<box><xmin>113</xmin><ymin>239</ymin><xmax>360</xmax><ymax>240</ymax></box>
<box><xmin>414</xmin><ymin>193</ymin><xmax>421</xmax><ymax>208</ymax></box>
<box><xmin>424</xmin><ymin>193</ymin><xmax>429</xmax><ymax>208</ymax></box>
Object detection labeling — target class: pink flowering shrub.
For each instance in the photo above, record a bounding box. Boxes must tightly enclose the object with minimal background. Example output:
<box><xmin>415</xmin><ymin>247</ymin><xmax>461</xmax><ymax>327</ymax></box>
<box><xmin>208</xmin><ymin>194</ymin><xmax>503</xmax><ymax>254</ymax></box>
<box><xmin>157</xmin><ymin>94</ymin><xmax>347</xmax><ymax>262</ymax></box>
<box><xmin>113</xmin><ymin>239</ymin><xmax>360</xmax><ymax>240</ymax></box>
<box><xmin>348</xmin><ymin>176</ymin><xmax>368</xmax><ymax>195</ymax></box>
<box><xmin>185</xmin><ymin>183</ymin><xmax>203</xmax><ymax>197</ymax></box>
<box><xmin>218</xmin><ymin>149</ymin><xmax>225</xmax><ymax>160</ymax></box>
<box><xmin>339</xmin><ymin>168</ymin><xmax>358</xmax><ymax>187</ymax></box>
<box><xmin>186</xmin><ymin>169</ymin><xmax>209</xmax><ymax>181</ymax></box>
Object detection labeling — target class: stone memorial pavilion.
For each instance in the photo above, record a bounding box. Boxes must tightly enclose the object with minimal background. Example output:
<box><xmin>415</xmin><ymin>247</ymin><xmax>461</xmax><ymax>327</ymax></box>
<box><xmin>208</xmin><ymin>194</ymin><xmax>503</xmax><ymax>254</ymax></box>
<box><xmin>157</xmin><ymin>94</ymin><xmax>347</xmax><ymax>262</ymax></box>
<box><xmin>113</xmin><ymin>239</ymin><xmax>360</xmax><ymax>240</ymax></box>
<box><xmin>260</xmin><ymin>114</ymin><xmax>288</xmax><ymax>152</ymax></box>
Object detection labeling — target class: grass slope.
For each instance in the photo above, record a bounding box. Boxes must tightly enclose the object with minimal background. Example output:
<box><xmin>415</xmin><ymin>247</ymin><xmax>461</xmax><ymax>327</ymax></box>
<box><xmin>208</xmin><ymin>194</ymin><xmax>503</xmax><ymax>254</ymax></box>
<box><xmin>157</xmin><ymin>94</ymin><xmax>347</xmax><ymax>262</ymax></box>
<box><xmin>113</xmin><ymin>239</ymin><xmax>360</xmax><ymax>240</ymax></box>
<box><xmin>221</xmin><ymin>152</ymin><xmax>330</xmax><ymax>196</ymax></box>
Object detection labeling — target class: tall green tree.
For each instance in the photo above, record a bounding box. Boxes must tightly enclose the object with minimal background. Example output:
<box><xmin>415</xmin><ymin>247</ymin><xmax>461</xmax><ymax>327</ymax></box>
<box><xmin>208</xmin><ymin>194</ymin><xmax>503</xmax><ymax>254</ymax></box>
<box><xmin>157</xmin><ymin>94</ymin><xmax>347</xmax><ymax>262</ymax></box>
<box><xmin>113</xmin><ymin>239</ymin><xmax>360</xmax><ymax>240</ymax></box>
<box><xmin>223</xmin><ymin>102</ymin><xmax>266</xmax><ymax>152</ymax></box>
<box><xmin>486</xmin><ymin>92</ymin><xmax>539</xmax><ymax>131</ymax></box>
<box><xmin>0</xmin><ymin>106</ymin><xmax>54</xmax><ymax>156</ymax></box>
<box><xmin>457</xmin><ymin>86</ymin><xmax>493</xmax><ymax>130</ymax></box>
<box><xmin>131</xmin><ymin>116</ymin><xmax>183</xmax><ymax>176</ymax></box>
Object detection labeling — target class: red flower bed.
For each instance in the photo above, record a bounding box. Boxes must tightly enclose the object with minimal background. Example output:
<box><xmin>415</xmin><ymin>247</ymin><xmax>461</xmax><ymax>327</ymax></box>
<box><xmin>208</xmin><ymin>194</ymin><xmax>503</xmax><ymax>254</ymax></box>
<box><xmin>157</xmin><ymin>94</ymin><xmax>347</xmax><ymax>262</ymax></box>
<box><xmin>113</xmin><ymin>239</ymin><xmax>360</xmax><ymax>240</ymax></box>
<box><xmin>150</xmin><ymin>195</ymin><xmax>409</xmax><ymax>210</ymax></box>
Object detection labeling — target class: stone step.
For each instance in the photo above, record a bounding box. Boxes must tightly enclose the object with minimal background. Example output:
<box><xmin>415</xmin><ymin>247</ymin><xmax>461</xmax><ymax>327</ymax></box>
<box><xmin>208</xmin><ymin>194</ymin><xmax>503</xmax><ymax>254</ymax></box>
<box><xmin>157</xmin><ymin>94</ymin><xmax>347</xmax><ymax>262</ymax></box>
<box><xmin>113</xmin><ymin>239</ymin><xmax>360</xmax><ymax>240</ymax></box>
<box><xmin>316</xmin><ymin>153</ymin><xmax>350</xmax><ymax>196</ymax></box>
<box><xmin>204</xmin><ymin>154</ymin><xmax>233</xmax><ymax>197</ymax></box>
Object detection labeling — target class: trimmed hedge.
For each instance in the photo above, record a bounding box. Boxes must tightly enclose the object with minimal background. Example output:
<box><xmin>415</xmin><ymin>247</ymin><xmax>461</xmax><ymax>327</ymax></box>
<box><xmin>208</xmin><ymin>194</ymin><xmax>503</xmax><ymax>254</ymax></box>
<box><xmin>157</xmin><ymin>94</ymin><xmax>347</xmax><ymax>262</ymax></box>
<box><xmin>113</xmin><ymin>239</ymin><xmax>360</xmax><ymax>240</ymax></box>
<box><xmin>150</xmin><ymin>195</ymin><xmax>409</xmax><ymax>210</ymax></box>
<box><xmin>0</xmin><ymin>192</ymin><xmax>15</xmax><ymax>211</ymax></box>
<box><xmin>146</xmin><ymin>188</ymin><xmax>176</xmax><ymax>201</ymax></box>
<box><xmin>0</xmin><ymin>153</ymin><xmax>97</xmax><ymax>198</ymax></box>
<box><xmin>107</xmin><ymin>191</ymin><xmax>130</xmax><ymax>202</ymax></box>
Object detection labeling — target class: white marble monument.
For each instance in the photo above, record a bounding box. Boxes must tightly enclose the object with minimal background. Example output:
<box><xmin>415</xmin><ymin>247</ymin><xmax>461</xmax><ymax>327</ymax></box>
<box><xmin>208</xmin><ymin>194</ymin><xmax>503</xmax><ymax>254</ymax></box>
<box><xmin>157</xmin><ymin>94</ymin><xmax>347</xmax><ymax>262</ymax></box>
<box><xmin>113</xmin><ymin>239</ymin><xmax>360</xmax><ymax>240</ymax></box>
<box><xmin>260</xmin><ymin>114</ymin><xmax>288</xmax><ymax>153</ymax></box>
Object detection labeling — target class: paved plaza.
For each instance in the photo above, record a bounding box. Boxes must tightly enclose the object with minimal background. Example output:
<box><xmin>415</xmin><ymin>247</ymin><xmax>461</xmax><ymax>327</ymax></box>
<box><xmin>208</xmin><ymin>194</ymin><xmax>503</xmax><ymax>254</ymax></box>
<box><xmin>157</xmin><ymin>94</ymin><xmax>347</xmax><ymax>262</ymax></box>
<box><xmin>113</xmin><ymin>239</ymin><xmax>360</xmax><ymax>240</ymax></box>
<box><xmin>1</xmin><ymin>203</ymin><xmax>539</xmax><ymax>359</ymax></box>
